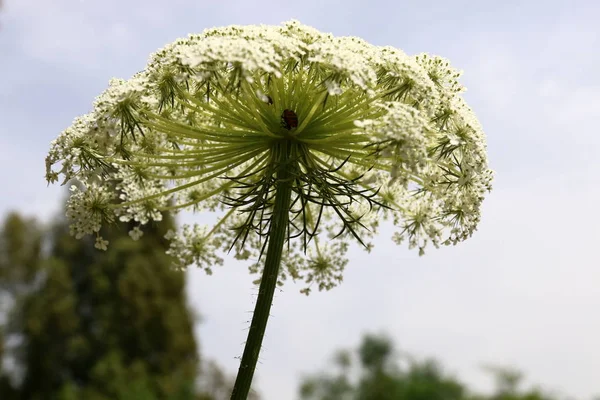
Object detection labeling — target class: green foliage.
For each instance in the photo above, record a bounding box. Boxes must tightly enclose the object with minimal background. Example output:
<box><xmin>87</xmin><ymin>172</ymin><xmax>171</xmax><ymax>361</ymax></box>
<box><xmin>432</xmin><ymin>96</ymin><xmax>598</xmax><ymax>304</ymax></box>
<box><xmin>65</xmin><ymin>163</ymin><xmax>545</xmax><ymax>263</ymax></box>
<box><xmin>0</xmin><ymin>213</ymin><xmax>44</xmax><ymax>399</ymax></box>
<box><xmin>0</xmin><ymin>209</ymin><xmax>231</xmax><ymax>399</ymax></box>
<box><xmin>299</xmin><ymin>334</ymin><xmax>564</xmax><ymax>400</ymax></box>
<box><xmin>481</xmin><ymin>366</ymin><xmax>555</xmax><ymax>400</ymax></box>
<box><xmin>395</xmin><ymin>360</ymin><xmax>465</xmax><ymax>400</ymax></box>
<box><xmin>0</xmin><ymin>213</ymin><xmax>43</xmax><ymax>297</ymax></box>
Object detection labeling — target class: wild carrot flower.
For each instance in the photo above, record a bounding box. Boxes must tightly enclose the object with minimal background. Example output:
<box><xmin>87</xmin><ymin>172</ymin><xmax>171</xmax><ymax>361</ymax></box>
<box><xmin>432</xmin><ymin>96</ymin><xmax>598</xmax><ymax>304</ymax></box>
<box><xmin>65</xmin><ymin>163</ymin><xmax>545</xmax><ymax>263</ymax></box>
<box><xmin>46</xmin><ymin>20</ymin><xmax>493</xmax><ymax>399</ymax></box>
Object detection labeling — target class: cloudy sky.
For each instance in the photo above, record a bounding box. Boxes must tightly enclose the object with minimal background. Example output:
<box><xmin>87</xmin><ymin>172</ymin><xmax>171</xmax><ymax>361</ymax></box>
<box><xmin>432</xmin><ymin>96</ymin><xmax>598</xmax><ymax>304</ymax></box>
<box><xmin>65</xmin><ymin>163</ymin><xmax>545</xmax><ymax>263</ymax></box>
<box><xmin>1</xmin><ymin>0</ymin><xmax>599</xmax><ymax>399</ymax></box>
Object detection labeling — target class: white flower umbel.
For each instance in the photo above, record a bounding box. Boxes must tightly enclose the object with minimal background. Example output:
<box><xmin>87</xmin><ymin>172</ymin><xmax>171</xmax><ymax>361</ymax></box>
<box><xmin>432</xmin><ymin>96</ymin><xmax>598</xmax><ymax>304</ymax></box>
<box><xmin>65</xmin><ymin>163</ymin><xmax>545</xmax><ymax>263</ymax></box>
<box><xmin>46</xmin><ymin>20</ymin><xmax>493</xmax><ymax>399</ymax></box>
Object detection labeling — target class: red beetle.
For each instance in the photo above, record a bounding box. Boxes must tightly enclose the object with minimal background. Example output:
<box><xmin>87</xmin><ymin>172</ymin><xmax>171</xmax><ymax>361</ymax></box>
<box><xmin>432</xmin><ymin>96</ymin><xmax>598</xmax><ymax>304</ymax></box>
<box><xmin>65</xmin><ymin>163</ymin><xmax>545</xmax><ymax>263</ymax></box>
<box><xmin>281</xmin><ymin>109</ymin><xmax>298</xmax><ymax>130</ymax></box>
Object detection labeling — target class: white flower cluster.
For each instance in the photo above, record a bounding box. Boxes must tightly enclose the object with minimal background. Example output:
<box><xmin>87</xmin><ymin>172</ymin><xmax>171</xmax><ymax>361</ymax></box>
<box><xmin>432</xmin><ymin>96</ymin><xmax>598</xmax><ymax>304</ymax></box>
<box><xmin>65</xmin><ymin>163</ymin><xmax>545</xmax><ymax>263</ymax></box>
<box><xmin>65</xmin><ymin>184</ymin><xmax>114</xmax><ymax>248</ymax></box>
<box><xmin>300</xmin><ymin>240</ymin><xmax>349</xmax><ymax>296</ymax></box>
<box><xmin>165</xmin><ymin>224</ymin><xmax>224</xmax><ymax>274</ymax></box>
<box><xmin>46</xmin><ymin>20</ymin><xmax>492</xmax><ymax>293</ymax></box>
<box><xmin>361</xmin><ymin>102</ymin><xmax>435</xmax><ymax>176</ymax></box>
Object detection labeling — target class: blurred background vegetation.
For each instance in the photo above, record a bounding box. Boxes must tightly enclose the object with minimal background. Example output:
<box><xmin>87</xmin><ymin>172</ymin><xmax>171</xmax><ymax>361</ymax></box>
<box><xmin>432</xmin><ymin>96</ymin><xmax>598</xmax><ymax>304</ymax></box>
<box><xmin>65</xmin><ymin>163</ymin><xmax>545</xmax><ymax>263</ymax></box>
<box><xmin>298</xmin><ymin>333</ymin><xmax>568</xmax><ymax>400</ymax></box>
<box><xmin>0</xmin><ymin>198</ymin><xmax>250</xmax><ymax>400</ymax></box>
<box><xmin>0</xmin><ymin>193</ymin><xmax>592</xmax><ymax>400</ymax></box>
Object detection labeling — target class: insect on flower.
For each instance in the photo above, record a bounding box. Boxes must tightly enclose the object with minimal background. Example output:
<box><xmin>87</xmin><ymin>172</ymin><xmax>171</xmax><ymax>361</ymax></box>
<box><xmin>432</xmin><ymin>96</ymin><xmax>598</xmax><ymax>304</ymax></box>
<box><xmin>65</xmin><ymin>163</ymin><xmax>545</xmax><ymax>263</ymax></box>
<box><xmin>281</xmin><ymin>109</ymin><xmax>298</xmax><ymax>130</ymax></box>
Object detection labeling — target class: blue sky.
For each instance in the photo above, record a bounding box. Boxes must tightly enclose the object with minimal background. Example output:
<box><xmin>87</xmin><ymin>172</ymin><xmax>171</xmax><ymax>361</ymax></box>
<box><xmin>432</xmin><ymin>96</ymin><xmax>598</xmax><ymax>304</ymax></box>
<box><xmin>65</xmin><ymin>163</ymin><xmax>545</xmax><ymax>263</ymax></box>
<box><xmin>1</xmin><ymin>0</ymin><xmax>599</xmax><ymax>398</ymax></box>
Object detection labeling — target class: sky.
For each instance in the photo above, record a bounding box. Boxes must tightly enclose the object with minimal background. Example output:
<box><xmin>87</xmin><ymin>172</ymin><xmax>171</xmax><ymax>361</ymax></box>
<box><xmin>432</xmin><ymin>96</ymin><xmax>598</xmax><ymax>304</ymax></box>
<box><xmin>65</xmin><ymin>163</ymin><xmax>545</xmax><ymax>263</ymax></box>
<box><xmin>1</xmin><ymin>0</ymin><xmax>599</xmax><ymax>399</ymax></box>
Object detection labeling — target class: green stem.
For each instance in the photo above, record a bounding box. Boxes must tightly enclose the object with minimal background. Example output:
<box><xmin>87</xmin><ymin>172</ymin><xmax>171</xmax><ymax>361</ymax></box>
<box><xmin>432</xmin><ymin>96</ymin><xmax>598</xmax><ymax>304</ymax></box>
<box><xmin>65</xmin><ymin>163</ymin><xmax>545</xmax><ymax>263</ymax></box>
<box><xmin>230</xmin><ymin>142</ymin><xmax>293</xmax><ymax>400</ymax></box>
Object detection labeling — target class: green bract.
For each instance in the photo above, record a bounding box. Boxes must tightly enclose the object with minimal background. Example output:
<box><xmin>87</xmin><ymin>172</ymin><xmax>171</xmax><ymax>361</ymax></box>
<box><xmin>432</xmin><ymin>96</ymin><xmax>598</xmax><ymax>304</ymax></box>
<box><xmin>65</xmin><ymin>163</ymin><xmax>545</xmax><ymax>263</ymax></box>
<box><xmin>46</xmin><ymin>20</ymin><xmax>493</xmax><ymax>295</ymax></box>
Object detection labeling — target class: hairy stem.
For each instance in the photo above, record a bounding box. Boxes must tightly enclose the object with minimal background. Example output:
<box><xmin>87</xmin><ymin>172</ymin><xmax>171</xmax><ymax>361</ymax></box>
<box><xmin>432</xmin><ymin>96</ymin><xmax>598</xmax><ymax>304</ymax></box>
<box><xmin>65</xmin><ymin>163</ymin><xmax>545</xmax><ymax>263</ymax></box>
<box><xmin>230</xmin><ymin>142</ymin><xmax>293</xmax><ymax>400</ymax></box>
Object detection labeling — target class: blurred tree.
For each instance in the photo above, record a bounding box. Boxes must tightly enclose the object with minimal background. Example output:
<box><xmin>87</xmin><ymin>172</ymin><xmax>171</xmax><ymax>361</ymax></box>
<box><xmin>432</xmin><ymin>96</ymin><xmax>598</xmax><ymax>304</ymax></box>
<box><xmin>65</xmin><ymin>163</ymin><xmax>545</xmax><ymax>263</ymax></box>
<box><xmin>0</xmin><ymin>213</ymin><xmax>43</xmax><ymax>303</ymax></box>
<box><xmin>299</xmin><ymin>333</ymin><xmax>466</xmax><ymax>400</ymax></box>
<box><xmin>1</xmin><ymin>210</ymin><xmax>199</xmax><ymax>399</ymax></box>
<box><xmin>299</xmin><ymin>334</ymin><xmax>567</xmax><ymax>400</ymax></box>
<box><xmin>0</xmin><ymin>213</ymin><xmax>44</xmax><ymax>398</ymax></box>
<box><xmin>479</xmin><ymin>366</ymin><xmax>558</xmax><ymax>400</ymax></box>
<box><xmin>0</xmin><ymin>208</ymin><xmax>253</xmax><ymax>399</ymax></box>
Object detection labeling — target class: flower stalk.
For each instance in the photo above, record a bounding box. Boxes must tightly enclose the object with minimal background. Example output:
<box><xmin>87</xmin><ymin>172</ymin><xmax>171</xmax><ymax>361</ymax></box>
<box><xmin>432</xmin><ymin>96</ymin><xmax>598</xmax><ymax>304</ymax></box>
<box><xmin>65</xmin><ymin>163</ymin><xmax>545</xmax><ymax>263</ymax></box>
<box><xmin>230</xmin><ymin>141</ymin><xmax>293</xmax><ymax>400</ymax></box>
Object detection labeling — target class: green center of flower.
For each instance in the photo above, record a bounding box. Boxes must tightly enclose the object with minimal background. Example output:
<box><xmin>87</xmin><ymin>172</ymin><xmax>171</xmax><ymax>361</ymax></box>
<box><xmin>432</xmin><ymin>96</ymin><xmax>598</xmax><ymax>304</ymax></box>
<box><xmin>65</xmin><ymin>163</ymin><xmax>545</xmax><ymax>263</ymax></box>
<box><xmin>100</xmin><ymin>60</ymin><xmax>387</xmax><ymax>253</ymax></box>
